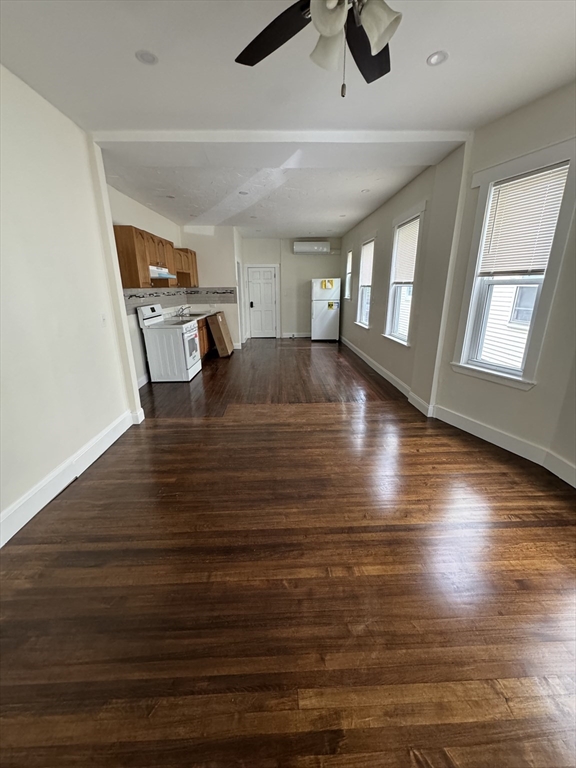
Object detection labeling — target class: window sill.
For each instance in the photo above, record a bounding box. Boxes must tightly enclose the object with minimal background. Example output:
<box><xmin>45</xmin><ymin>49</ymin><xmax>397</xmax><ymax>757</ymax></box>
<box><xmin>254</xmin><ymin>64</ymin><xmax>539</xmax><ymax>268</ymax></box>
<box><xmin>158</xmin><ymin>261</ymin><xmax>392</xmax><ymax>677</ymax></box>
<box><xmin>450</xmin><ymin>362</ymin><xmax>536</xmax><ymax>390</ymax></box>
<box><xmin>383</xmin><ymin>334</ymin><xmax>410</xmax><ymax>347</ymax></box>
<box><xmin>355</xmin><ymin>322</ymin><xmax>370</xmax><ymax>329</ymax></box>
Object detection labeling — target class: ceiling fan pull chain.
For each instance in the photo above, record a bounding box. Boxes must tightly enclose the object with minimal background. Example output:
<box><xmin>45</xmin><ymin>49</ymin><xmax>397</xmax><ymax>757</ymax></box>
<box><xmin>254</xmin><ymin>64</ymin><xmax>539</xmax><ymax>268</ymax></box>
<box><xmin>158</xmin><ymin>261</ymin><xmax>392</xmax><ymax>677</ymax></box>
<box><xmin>341</xmin><ymin>31</ymin><xmax>347</xmax><ymax>97</ymax></box>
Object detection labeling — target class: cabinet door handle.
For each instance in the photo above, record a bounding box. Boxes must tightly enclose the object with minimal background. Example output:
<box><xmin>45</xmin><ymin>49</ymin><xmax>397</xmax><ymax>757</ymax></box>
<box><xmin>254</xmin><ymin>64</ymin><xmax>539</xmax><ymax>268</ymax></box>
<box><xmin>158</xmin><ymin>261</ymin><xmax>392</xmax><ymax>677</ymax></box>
<box><xmin>250</xmin><ymin>301</ymin><xmax>254</xmax><ymax>308</ymax></box>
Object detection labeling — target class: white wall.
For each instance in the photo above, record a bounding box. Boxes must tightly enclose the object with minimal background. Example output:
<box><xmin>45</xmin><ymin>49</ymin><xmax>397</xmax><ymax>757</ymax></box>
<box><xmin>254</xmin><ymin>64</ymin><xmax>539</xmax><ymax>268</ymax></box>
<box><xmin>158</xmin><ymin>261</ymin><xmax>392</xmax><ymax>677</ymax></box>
<box><xmin>338</xmin><ymin>82</ymin><xmax>576</xmax><ymax>485</ymax></box>
<box><xmin>107</xmin><ymin>186</ymin><xmax>187</xmax><ymax>383</ymax></box>
<box><xmin>1</xmin><ymin>65</ymin><xmax>139</xmax><ymax>543</ymax></box>
<box><xmin>340</xmin><ymin>147</ymin><xmax>466</xmax><ymax>401</ymax></box>
<box><xmin>108</xmin><ymin>186</ymin><xmax>183</xmax><ymax>246</ymax></box>
<box><xmin>182</xmin><ymin>226</ymin><xmax>236</xmax><ymax>286</ymax></box>
<box><xmin>181</xmin><ymin>226</ymin><xmax>242</xmax><ymax>346</ymax></box>
<box><xmin>241</xmin><ymin>238</ymin><xmax>342</xmax><ymax>337</ymax></box>
<box><xmin>436</xmin><ymin>82</ymin><xmax>576</xmax><ymax>479</ymax></box>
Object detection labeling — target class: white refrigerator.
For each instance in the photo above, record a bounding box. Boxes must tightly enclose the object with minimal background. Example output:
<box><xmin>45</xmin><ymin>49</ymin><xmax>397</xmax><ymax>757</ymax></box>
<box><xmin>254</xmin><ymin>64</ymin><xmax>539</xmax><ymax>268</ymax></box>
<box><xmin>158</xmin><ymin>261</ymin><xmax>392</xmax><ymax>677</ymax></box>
<box><xmin>311</xmin><ymin>278</ymin><xmax>341</xmax><ymax>341</ymax></box>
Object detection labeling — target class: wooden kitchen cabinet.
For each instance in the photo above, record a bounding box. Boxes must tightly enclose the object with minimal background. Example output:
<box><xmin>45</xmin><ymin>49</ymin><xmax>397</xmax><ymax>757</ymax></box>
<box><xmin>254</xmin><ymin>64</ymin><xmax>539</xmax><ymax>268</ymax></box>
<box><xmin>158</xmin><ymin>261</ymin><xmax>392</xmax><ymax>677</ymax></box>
<box><xmin>197</xmin><ymin>317</ymin><xmax>215</xmax><ymax>358</ymax></box>
<box><xmin>113</xmin><ymin>225</ymin><xmax>178</xmax><ymax>288</ymax></box>
<box><xmin>149</xmin><ymin>236</ymin><xmax>177</xmax><ymax>287</ymax></box>
<box><xmin>114</xmin><ymin>225</ymin><xmax>153</xmax><ymax>288</ymax></box>
<box><xmin>174</xmin><ymin>248</ymin><xmax>199</xmax><ymax>288</ymax></box>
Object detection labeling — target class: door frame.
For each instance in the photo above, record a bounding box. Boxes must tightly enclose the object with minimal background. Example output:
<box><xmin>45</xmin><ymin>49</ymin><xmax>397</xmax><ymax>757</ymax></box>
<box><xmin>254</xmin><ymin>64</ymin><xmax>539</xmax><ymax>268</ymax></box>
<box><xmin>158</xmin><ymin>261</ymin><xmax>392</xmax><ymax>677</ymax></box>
<box><xmin>244</xmin><ymin>264</ymin><xmax>281</xmax><ymax>339</ymax></box>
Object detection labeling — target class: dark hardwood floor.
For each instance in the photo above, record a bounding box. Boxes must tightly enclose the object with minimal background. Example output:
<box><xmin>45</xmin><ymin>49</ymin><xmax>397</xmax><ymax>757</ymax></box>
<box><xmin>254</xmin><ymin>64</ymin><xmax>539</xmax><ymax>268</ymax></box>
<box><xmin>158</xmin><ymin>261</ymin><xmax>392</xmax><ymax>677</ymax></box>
<box><xmin>2</xmin><ymin>339</ymin><xmax>575</xmax><ymax>767</ymax></box>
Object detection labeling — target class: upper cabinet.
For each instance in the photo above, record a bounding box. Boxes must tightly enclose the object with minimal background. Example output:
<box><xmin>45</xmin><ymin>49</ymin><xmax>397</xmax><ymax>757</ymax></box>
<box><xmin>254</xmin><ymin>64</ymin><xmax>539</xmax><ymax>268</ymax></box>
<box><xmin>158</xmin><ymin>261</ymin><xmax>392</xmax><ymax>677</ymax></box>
<box><xmin>113</xmin><ymin>226</ymin><xmax>199</xmax><ymax>289</ymax></box>
<box><xmin>174</xmin><ymin>248</ymin><xmax>199</xmax><ymax>288</ymax></box>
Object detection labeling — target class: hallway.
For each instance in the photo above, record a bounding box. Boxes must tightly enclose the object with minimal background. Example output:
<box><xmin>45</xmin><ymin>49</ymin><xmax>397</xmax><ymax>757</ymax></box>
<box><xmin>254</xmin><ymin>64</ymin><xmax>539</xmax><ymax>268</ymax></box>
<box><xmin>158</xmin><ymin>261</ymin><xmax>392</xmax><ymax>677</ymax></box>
<box><xmin>2</xmin><ymin>341</ymin><xmax>575</xmax><ymax>767</ymax></box>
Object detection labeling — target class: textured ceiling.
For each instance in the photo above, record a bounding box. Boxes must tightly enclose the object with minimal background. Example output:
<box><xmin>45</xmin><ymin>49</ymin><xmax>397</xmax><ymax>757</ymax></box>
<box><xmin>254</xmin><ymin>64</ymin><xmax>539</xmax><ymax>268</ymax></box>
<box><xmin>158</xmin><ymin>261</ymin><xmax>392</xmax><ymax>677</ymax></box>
<box><xmin>2</xmin><ymin>0</ymin><xmax>574</xmax><ymax>237</ymax></box>
<box><xmin>101</xmin><ymin>139</ymin><xmax>459</xmax><ymax>236</ymax></box>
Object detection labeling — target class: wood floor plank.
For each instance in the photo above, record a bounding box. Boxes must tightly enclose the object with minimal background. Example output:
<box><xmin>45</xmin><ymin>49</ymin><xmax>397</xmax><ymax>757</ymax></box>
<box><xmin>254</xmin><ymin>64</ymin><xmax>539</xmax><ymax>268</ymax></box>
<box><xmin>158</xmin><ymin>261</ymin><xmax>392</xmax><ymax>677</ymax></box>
<box><xmin>1</xmin><ymin>339</ymin><xmax>574</xmax><ymax>766</ymax></box>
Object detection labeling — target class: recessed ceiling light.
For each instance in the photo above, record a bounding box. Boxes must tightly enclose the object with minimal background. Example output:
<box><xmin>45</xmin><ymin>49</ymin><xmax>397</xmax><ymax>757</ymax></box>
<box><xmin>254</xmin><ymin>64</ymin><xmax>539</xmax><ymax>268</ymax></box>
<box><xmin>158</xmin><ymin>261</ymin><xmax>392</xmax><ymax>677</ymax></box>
<box><xmin>426</xmin><ymin>50</ymin><xmax>449</xmax><ymax>67</ymax></box>
<box><xmin>361</xmin><ymin>189</ymin><xmax>370</xmax><ymax>193</ymax></box>
<box><xmin>135</xmin><ymin>50</ymin><xmax>158</xmax><ymax>65</ymax></box>
<box><xmin>239</xmin><ymin>191</ymin><xmax>249</xmax><ymax>195</ymax></box>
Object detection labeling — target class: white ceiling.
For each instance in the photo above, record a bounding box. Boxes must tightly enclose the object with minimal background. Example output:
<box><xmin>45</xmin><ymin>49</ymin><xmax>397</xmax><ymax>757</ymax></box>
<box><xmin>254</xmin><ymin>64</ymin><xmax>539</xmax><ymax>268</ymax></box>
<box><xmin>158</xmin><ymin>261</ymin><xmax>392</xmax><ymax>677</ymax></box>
<box><xmin>2</xmin><ymin>0</ymin><xmax>575</xmax><ymax>237</ymax></box>
<box><xmin>99</xmin><ymin>137</ymin><xmax>461</xmax><ymax>236</ymax></box>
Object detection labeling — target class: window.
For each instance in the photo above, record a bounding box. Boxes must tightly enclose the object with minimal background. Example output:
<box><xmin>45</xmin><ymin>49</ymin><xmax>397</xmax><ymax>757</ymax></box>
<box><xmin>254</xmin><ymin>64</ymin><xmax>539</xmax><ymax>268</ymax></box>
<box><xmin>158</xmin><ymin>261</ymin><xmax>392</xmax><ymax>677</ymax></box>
<box><xmin>510</xmin><ymin>285</ymin><xmax>538</xmax><ymax>325</ymax></box>
<box><xmin>386</xmin><ymin>216</ymin><xmax>420</xmax><ymax>343</ymax></box>
<box><xmin>344</xmin><ymin>250</ymin><xmax>352</xmax><ymax>299</ymax></box>
<box><xmin>356</xmin><ymin>240</ymin><xmax>374</xmax><ymax>327</ymax></box>
<box><xmin>462</xmin><ymin>162</ymin><xmax>569</xmax><ymax>377</ymax></box>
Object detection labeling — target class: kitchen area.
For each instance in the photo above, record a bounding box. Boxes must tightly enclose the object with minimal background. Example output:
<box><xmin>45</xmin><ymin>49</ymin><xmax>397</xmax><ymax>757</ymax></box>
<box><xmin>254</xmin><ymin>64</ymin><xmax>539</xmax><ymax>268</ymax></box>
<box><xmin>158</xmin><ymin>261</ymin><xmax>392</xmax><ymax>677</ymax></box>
<box><xmin>114</xmin><ymin>223</ymin><xmax>238</xmax><ymax>386</ymax></box>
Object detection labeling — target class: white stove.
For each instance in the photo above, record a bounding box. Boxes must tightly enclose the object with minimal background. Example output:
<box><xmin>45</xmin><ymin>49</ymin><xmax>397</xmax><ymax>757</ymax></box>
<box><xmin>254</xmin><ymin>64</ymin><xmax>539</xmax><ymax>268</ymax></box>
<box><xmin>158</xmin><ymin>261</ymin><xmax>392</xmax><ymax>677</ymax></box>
<box><xmin>137</xmin><ymin>304</ymin><xmax>202</xmax><ymax>382</ymax></box>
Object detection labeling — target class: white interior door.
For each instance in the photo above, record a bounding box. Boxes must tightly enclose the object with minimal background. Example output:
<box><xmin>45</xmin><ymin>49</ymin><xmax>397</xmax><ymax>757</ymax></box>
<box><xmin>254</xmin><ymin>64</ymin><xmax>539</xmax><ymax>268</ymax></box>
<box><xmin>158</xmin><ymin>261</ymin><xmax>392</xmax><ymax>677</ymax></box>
<box><xmin>248</xmin><ymin>266</ymin><xmax>277</xmax><ymax>338</ymax></box>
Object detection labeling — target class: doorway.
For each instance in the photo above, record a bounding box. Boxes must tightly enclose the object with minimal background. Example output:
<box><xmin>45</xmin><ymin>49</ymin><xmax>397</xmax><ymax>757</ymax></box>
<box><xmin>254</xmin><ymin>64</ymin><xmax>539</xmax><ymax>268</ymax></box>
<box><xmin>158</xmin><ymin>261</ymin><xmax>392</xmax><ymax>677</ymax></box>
<box><xmin>246</xmin><ymin>265</ymin><xmax>279</xmax><ymax>338</ymax></box>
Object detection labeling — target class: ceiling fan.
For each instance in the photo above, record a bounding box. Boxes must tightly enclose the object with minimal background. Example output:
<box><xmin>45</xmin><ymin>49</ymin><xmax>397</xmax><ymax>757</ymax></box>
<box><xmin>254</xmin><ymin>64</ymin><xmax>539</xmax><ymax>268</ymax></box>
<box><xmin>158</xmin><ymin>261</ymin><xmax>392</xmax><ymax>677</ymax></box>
<box><xmin>235</xmin><ymin>0</ymin><xmax>402</xmax><ymax>90</ymax></box>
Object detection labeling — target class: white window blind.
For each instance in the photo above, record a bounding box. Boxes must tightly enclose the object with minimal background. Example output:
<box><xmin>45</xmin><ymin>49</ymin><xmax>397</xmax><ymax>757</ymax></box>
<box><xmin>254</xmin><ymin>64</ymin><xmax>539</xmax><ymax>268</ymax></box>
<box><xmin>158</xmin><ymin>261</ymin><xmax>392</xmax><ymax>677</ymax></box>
<box><xmin>393</xmin><ymin>217</ymin><xmax>420</xmax><ymax>283</ymax></box>
<box><xmin>357</xmin><ymin>240</ymin><xmax>375</xmax><ymax>326</ymax></box>
<box><xmin>359</xmin><ymin>241</ymin><xmax>374</xmax><ymax>285</ymax></box>
<box><xmin>479</xmin><ymin>162</ymin><xmax>570</xmax><ymax>276</ymax></box>
<box><xmin>345</xmin><ymin>250</ymin><xmax>352</xmax><ymax>299</ymax></box>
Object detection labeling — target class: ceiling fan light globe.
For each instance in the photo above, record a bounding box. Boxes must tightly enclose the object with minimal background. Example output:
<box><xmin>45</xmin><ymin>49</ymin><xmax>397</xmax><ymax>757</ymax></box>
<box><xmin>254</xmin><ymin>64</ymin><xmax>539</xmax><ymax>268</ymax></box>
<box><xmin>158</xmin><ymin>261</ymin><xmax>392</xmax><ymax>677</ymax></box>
<box><xmin>360</xmin><ymin>0</ymin><xmax>402</xmax><ymax>55</ymax></box>
<box><xmin>310</xmin><ymin>0</ymin><xmax>348</xmax><ymax>36</ymax></box>
<box><xmin>310</xmin><ymin>30</ymin><xmax>345</xmax><ymax>70</ymax></box>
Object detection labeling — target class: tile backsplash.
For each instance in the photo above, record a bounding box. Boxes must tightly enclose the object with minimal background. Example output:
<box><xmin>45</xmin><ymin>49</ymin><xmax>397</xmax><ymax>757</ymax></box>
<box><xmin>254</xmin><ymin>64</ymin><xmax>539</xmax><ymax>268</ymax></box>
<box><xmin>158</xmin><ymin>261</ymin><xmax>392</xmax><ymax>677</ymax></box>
<box><xmin>124</xmin><ymin>287</ymin><xmax>236</xmax><ymax>314</ymax></box>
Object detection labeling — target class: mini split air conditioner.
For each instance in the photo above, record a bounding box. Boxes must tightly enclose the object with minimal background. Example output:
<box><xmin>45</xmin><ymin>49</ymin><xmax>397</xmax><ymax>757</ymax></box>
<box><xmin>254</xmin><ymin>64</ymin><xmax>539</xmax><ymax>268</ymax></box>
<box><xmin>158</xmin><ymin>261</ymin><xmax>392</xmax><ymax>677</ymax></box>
<box><xmin>293</xmin><ymin>241</ymin><xmax>331</xmax><ymax>254</ymax></box>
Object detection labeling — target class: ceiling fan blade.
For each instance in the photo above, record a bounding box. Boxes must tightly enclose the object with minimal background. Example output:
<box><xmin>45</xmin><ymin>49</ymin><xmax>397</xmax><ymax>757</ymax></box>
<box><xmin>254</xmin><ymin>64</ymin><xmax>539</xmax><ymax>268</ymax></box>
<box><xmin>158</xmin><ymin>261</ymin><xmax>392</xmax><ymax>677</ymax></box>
<box><xmin>236</xmin><ymin>0</ymin><xmax>312</xmax><ymax>67</ymax></box>
<box><xmin>345</xmin><ymin>8</ymin><xmax>391</xmax><ymax>83</ymax></box>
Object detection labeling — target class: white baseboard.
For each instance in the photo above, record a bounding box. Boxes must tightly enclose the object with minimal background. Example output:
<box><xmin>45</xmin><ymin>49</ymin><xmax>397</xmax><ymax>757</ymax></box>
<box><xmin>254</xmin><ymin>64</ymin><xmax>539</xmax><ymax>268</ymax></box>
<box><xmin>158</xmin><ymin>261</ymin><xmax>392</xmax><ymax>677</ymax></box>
<box><xmin>282</xmin><ymin>332</ymin><xmax>311</xmax><ymax>339</ymax></box>
<box><xmin>340</xmin><ymin>336</ymin><xmax>410</xmax><ymax>396</ymax></box>
<box><xmin>234</xmin><ymin>342</ymin><xmax>242</xmax><ymax>350</ymax></box>
<box><xmin>433</xmin><ymin>405</ymin><xmax>546</xmax><ymax>465</ymax></box>
<box><xmin>340</xmin><ymin>337</ymin><xmax>575</xmax><ymax>488</ymax></box>
<box><xmin>131</xmin><ymin>408</ymin><xmax>145</xmax><ymax>425</ymax></box>
<box><xmin>542</xmin><ymin>450</ymin><xmax>576</xmax><ymax>487</ymax></box>
<box><xmin>434</xmin><ymin>405</ymin><xmax>575</xmax><ymax>487</ymax></box>
<box><xmin>0</xmin><ymin>410</ymin><xmax>134</xmax><ymax>547</ymax></box>
<box><xmin>137</xmin><ymin>374</ymin><xmax>149</xmax><ymax>388</ymax></box>
<box><xmin>408</xmin><ymin>392</ymin><xmax>434</xmax><ymax>417</ymax></box>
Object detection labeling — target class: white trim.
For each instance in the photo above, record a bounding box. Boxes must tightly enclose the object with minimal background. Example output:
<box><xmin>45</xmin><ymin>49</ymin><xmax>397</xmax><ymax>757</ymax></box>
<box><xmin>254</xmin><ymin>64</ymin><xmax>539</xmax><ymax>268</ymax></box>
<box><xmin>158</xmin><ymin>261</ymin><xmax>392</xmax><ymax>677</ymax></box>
<box><xmin>233</xmin><ymin>342</ymin><xmax>242</xmax><ymax>350</ymax></box>
<box><xmin>340</xmin><ymin>337</ymin><xmax>410</xmax><ymax>396</ymax></box>
<box><xmin>354</xmin><ymin>321</ymin><xmax>370</xmax><ymax>329</ymax></box>
<box><xmin>131</xmin><ymin>408</ymin><xmax>145</xmax><ymax>424</ymax></box>
<box><xmin>383</xmin><ymin>334</ymin><xmax>410</xmax><ymax>347</ymax></box>
<box><xmin>455</xmin><ymin>141</ymin><xmax>576</xmax><ymax>384</ymax></box>
<box><xmin>408</xmin><ymin>392</ymin><xmax>433</xmax><ymax>417</ymax></box>
<box><xmin>433</xmin><ymin>405</ymin><xmax>575</xmax><ymax>487</ymax></box>
<box><xmin>137</xmin><ymin>373</ymin><xmax>149</xmax><ymax>388</ymax></box>
<box><xmin>1</xmin><ymin>411</ymin><xmax>134</xmax><ymax>547</ymax></box>
<box><xmin>282</xmin><ymin>332</ymin><xmax>311</xmax><ymax>338</ymax></box>
<box><xmin>341</xmin><ymin>338</ymin><xmax>574</xmax><ymax>487</ymax></box>
<box><xmin>543</xmin><ymin>450</ymin><xmax>576</xmax><ymax>487</ymax></box>
<box><xmin>429</xmin><ymin>138</ymin><xmax>474</xmax><ymax>408</ymax></box>
<box><xmin>450</xmin><ymin>362</ymin><xmax>535</xmax><ymax>390</ymax></box>
<box><xmin>392</xmin><ymin>199</ymin><xmax>427</xmax><ymax>228</ymax></box>
<box><xmin>471</xmin><ymin>138</ymin><xmax>576</xmax><ymax>188</ymax></box>
<box><xmin>93</xmin><ymin>129</ymin><xmax>471</xmax><ymax>145</ymax></box>
<box><xmin>434</xmin><ymin>405</ymin><xmax>546</xmax><ymax>464</ymax></box>
<box><xmin>245</xmin><ymin>263</ymin><xmax>281</xmax><ymax>339</ymax></box>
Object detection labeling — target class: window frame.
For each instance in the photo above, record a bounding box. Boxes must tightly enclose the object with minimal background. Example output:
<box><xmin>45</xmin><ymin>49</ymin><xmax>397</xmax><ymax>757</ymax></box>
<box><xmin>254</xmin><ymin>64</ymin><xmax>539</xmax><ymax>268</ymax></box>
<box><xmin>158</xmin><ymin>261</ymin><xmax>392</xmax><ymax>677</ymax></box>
<box><xmin>384</xmin><ymin>213</ymin><xmax>422</xmax><ymax>345</ymax></box>
<box><xmin>355</xmin><ymin>238</ymin><xmax>375</xmax><ymax>328</ymax></box>
<box><xmin>344</xmin><ymin>250</ymin><xmax>353</xmax><ymax>300</ymax></box>
<box><xmin>453</xmin><ymin>140</ymin><xmax>575</xmax><ymax>388</ymax></box>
